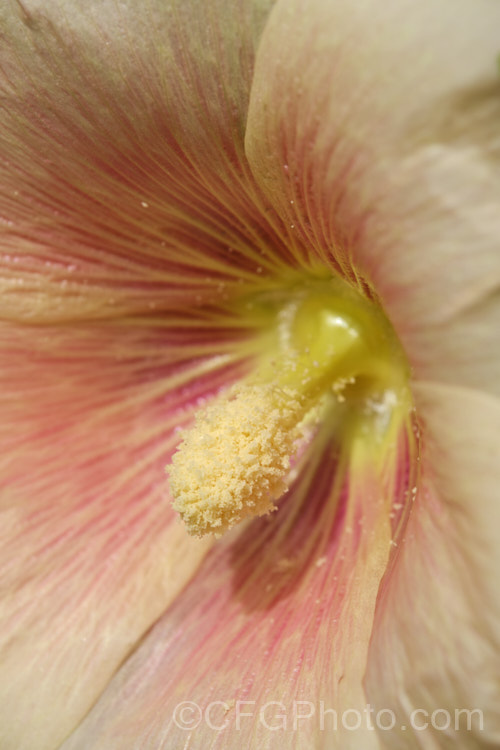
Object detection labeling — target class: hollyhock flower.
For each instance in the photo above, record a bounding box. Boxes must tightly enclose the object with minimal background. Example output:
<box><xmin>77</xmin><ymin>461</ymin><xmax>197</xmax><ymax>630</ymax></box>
<box><xmin>1</xmin><ymin>0</ymin><xmax>499</xmax><ymax>748</ymax></box>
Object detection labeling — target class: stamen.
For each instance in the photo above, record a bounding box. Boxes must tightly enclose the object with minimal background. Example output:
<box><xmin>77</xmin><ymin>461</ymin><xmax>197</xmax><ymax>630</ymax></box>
<box><xmin>168</xmin><ymin>383</ymin><xmax>307</xmax><ymax>537</ymax></box>
<box><xmin>167</xmin><ymin>277</ymin><xmax>410</xmax><ymax>538</ymax></box>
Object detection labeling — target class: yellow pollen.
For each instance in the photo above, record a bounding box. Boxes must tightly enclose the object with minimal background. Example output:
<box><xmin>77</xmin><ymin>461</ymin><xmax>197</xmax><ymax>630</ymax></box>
<box><xmin>168</xmin><ymin>383</ymin><xmax>307</xmax><ymax>537</ymax></box>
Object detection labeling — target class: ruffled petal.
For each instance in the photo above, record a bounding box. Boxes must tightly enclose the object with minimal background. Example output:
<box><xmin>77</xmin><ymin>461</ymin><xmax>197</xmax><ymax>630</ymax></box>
<box><xmin>366</xmin><ymin>383</ymin><xmax>500</xmax><ymax>749</ymax></box>
<box><xmin>245</xmin><ymin>0</ymin><xmax>500</xmax><ymax>391</ymax></box>
<box><xmin>0</xmin><ymin>0</ymin><xmax>286</xmax><ymax>324</ymax></box>
<box><xmin>60</xmin><ymin>425</ymin><xmax>413</xmax><ymax>750</ymax></box>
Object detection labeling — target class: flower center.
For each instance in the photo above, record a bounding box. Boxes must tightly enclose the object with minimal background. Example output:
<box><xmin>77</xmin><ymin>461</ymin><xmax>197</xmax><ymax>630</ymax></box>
<box><xmin>167</xmin><ymin>277</ymin><xmax>411</xmax><ymax>537</ymax></box>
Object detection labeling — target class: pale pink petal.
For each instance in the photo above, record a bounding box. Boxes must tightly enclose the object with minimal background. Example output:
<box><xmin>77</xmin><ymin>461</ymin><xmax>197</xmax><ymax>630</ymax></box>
<box><xmin>3</xmin><ymin>2</ymin><xmax>498</xmax><ymax>749</ymax></box>
<box><xmin>0</xmin><ymin>1</ymin><xmax>287</xmax><ymax>747</ymax></box>
<box><xmin>60</xmin><ymin>426</ymin><xmax>414</xmax><ymax>750</ymax></box>
<box><xmin>366</xmin><ymin>383</ymin><xmax>500</xmax><ymax>749</ymax></box>
<box><xmin>0</xmin><ymin>313</ymin><xmax>266</xmax><ymax>750</ymax></box>
<box><xmin>245</xmin><ymin>0</ymin><xmax>500</xmax><ymax>392</ymax></box>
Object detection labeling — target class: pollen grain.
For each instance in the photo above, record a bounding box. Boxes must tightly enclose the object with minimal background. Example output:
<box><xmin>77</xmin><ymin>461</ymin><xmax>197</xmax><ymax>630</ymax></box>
<box><xmin>168</xmin><ymin>383</ymin><xmax>305</xmax><ymax>537</ymax></box>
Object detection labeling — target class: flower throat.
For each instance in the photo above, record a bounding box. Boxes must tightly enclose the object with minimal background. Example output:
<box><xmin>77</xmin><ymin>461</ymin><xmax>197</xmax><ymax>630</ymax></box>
<box><xmin>167</xmin><ymin>277</ymin><xmax>411</xmax><ymax>537</ymax></box>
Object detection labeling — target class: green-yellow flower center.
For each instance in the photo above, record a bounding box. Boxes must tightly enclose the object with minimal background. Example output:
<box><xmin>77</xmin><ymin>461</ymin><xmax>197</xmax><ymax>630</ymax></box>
<box><xmin>167</xmin><ymin>277</ymin><xmax>411</xmax><ymax>537</ymax></box>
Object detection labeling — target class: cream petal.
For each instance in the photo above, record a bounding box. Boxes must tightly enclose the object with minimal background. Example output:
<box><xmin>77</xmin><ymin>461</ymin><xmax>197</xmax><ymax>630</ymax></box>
<box><xmin>366</xmin><ymin>383</ymin><xmax>500</xmax><ymax>749</ymax></box>
<box><xmin>0</xmin><ymin>0</ymin><xmax>286</xmax><ymax>323</ymax></box>
<box><xmin>408</xmin><ymin>289</ymin><xmax>500</xmax><ymax>398</ymax></box>
<box><xmin>246</xmin><ymin>0</ymin><xmax>500</xmax><ymax>390</ymax></box>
